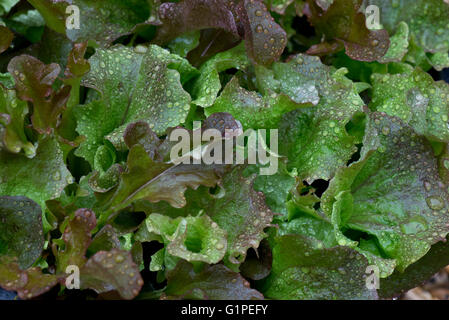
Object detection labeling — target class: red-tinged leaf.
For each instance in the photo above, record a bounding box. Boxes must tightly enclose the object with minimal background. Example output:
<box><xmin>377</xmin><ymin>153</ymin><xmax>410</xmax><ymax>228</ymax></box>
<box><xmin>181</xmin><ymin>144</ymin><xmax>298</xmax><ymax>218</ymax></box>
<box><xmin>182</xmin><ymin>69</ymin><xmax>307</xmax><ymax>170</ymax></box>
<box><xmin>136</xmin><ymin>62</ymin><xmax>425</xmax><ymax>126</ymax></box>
<box><xmin>0</xmin><ymin>257</ymin><xmax>60</xmax><ymax>300</ymax></box>
<box><xmin>0</xmin><ymin>26</ymin><xmax>14</xmax><ymax>54</ymax></box>
<box><xmin>7</xmin><ymin>55</ymin><xmax>71</xmax><ymax>133</ymax></box>
<box><xmin>236</xmin><ymin>0</ymin><xmax>287</xmax><ymax>65</ymax></box>
<box><xmin>55</xmin><ymin>208</ymin><xmax>96</xmax><ymax>272</ymax></box>
<box><xmin>64</xmin><ymin>42</ymin><xmax>90</xmax><ymax>79</ymax></box>
<box><xmin>81</xmin><ymin>249</ymin><xmax>144</xmax><ymax>300</ymax></box>
<box><xmin>305</xmin><ymin>0</ymin><xmax>390</xmax><ymax>62</ymax></box>
<box><xmin>16</xmin><ymin>267</ymin><xmax>60</xmax><ymax>299</ymax></box>
<box><xmin>153</xmin><ymin>0</ymin><xmax>240</xmax><ymax>45</ymax></box>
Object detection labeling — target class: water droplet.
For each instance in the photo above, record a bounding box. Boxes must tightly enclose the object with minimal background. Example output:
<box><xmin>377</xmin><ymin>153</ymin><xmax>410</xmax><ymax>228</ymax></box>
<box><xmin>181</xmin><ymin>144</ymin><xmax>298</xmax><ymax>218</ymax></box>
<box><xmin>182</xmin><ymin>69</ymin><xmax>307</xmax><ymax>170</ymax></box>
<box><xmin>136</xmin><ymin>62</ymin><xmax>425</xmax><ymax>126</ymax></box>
<box><xmin>426</xmin><ymin>196</ymin><xmax>445</xmax><ymax>210</ymax></box>
<box><xmin>401</xmin><ymin>216</ymin><xmax>428</xmax><ymax>235</ymax></box>
<box><xmin>52</xmin><ymin>171</ymin><xmax>61</xmax><ymax>181</ymax></box>
<box><xmin>443</xmin><ymin>159</ymin><xmax>449</xmax><ymax>170</ymax></box>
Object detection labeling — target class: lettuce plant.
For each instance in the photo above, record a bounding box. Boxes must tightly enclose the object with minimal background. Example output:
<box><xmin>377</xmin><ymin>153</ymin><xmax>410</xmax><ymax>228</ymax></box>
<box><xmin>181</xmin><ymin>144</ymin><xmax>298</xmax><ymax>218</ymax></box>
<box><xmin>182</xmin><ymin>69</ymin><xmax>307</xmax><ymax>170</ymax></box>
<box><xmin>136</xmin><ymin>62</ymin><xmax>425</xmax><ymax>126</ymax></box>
<box><xmin>0</xmin><ymin>0</ymin><xmax>449</xmax><ymax>300</ymax></box>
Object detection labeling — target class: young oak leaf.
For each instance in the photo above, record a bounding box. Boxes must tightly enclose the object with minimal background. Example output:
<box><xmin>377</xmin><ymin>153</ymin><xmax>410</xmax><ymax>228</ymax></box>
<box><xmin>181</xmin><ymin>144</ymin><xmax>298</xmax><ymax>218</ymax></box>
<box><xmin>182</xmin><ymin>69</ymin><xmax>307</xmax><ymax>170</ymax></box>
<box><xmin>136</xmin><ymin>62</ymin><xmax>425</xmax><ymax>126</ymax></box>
<box><xmin>0</xmin><ymin>83</ymin><xmax>36</xmax><ymax>158</ymax></box>
<box><xmin>96</xmin><ymin>144</ymin><xmax>225</xmax><ymax>226</ymax></box>
<box><xmin>163</xmin><ymin>260</ymin><xmax>264</xmax><ymax>300</ymax></box>
<box><xmin>322</xmin><ymin>112</ymin><xmax>449</xmax><ymax>272</ymax></box>
<box><xmin>7</xmin><ymin>54</ymin><xmax>71</xmax><ymax>134</ymax></box>
<box><xmin>260</xmin><ymin>234</ymin><xmax>378</xmax><ymax>299</ymax></box>
<box><xmin>28</xmin><ymin>0</ymin><xmax>150</xmax><ymax>47</ymax></box>
<box><xmin>141</xmin><ymin>213</ymin><xmax>227</xmax><ymax>264</ymax></box>
<box><xmin>304</xmin><ymin>0</ymin><xmax>390</xmax><ymax>62</ymax></box>
<box><xmin>370</xmin><ymin>67</ymin><xmax>449</xmax><ymax>143</ymax></box>
<box><xmin>54</xmin><ymin>208</ymin><xmax>96</xmax><ymax>272</ymax></box>
<box><xmin>0</xmin><ymin>196</ymin><xmax>44</xmax><ymax>269</ymax></box>
<box><xmin>75</xmin><ymin>44</ymin><xmax>196</xmax><ymax>166</ymax></box>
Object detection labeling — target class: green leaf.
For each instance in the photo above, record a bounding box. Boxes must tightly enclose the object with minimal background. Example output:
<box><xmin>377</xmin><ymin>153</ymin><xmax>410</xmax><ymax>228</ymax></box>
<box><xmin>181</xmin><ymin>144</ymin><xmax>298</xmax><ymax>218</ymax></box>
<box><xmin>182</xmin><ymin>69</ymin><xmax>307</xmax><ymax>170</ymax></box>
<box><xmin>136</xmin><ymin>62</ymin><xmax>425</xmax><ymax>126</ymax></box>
<box><xmin>0</xmin><ymin>136</ymin><xmax>73</xmax><ymax>211</ymax></box>
<box><xmin>5</xmin><ymin>9</ymin><xmax>45</xmax><ymax>43</ymax></box>
<box><xmin>29</xmin><ymin>0</ymin><xmax>150</xmax><ymax>46</ymax></box>
<box><xmin>167</xmin><ymin>31</ymin><xmax>200</xmax><ymax>58</ymax></box>
<box><xmin>278</xmin><ymin>55</ymin><xmax>364</xmax><ymax>182</ymax></box>
<box><xmin>141</xmin><ymin>213</ymin><xmax>227</xmax><ymax>264</ymax></box>
<box><xmin>192</xmin><ymin>43</ymin><xmax>250</xmax><ymax>108</ymax></box>
<box><xmin>0</xmin><ymin>0</ymin><xmax>19</xmax><ymax>15</ymax></box>
<box><xmin>164</xmin><ymin>260</ymin><xmax>264</xmax><ymax>299</ymax></box>
<box><xmin>0</xmin><ymin>196</ymin><xmax>44</xmax><ymax>268</ymax></box>
<box><xmin>277</xmin><ymin>213</ymin><xmax>338</xmax><ymax>248</ymax></box>
<box><xmin>75</xmin><ymin>44</ymin><xmax>196</xmax><ymax>165</ymax></box>
<box><xmin>247</xmin><ymin>161</ymin><xmax>296</xmax><ymax>217</ymax></box>
<box><xmin>379</xmin><ymin>236</ymin><xmax>449</xmax><ymax>298</ymax></box>
<box><xmin>206</xmin><ymin>76</ymin><xmax>308</xmax><ymax>129</ymax></box>
<box><xmin>322</xmin><ymin>112</ymin><xmax>449</xmax><ymax>271</ymax></box>
<box><xmin>0</xmin><ymin>82</ymin><xmax>36</xmax><ymax>157</ymax></box>
<box><xmin>329</xmin><ymin>190</ymin><xmax>397</xmax><ymax>278</ymax></box>
<box><xmin>206</xmin><ymin>166</ymin><xmax>275</xmax><ymax>269</ymax></box>
<box><xmin>378</xmin><ymin>21</ymin><xmax>409</xmax><ymax>64</ymax></box>
<box><xmin>261</xmin><ymin>234</ymin><xmax>377</xmax><ymax>299</ymax></box>
<box><xmin>365</xmin><ymin>0</ymin><xmax>449</xmax><ymax>55</ymax></box>
<box><xmin>370</xmin><ymin>67</ymin><xmax>449</xmax><ymax>142</ymax></box>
